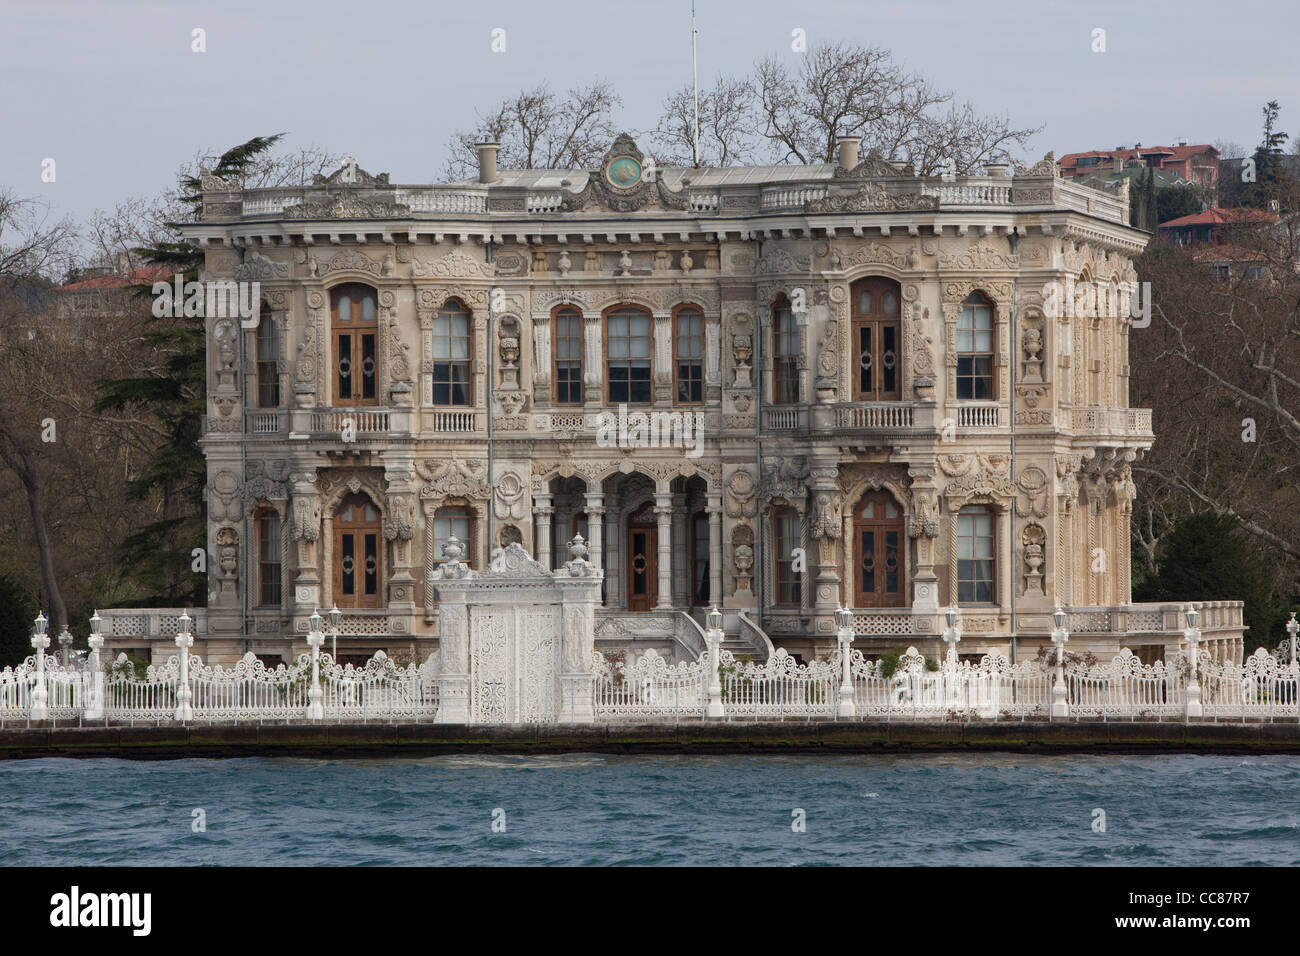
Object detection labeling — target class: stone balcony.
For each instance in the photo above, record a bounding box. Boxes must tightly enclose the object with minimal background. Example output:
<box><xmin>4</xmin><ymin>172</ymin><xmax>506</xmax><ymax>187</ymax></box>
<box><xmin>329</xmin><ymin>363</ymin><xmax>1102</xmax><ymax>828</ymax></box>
<box><xmin>1067</xmin><ymin>406</ymin><xmax>1154</xmax><ymax>441</ymax></box>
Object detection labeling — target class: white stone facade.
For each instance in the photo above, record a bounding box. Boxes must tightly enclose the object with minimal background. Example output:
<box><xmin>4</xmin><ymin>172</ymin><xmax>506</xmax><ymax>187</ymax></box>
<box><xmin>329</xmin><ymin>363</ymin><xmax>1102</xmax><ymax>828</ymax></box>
<box><xmin>105</xmin><ymin>138</ymin><xmax>1245</xmax><ymax>667</ymax></box>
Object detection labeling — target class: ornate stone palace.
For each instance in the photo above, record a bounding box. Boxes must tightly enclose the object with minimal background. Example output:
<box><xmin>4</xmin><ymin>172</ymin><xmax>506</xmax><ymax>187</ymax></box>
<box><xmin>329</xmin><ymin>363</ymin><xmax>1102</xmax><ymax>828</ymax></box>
<box><xmin>101</xmin><ymin>135</ymin><xmax>1246</xmax><ymax>667</ymax></box>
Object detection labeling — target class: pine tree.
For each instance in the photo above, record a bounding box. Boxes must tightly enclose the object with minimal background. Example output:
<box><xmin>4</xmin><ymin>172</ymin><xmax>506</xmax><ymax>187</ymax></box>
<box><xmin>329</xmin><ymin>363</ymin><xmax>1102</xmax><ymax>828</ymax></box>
<box><xmin>95</xmin><ymin>135</ymin><xmax>283</xmax><ymax>606</ymax></box>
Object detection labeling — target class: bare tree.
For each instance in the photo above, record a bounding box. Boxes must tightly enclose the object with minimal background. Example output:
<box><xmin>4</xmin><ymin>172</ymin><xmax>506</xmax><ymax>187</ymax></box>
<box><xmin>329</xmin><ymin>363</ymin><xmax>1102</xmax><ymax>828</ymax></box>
<box><xmin>1131</xmin><ymin>181</ymin><xmax>1300</xmax><ymax>588</ymax></box>
<box><xmin>753</xmin><ymin>42</ymin><xmax>1039</xmax><ymax>171</ymax></box>
<box><xmin>442</xmin><ymin>82</ymin><xmax>622</xmax><ymax>180</ymax></box>
<box><xmin>653</xmin><ymin>75</ymin><xmax>762</xmax><ymax>167</ymax></box>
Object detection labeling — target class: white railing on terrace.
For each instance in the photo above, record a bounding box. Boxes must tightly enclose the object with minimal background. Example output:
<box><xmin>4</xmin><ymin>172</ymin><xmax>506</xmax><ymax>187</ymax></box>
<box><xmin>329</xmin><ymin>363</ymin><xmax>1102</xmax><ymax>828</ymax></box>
<box><xmin>1070</xmin><ymin>407</ymin><xmax>1154</xmax><ymax>436</ymax></box>
<box><xmin>763</xmin><ymin>407</ymin><xmax>802</xmax><ymax>430</ymax></box>
<box><xmin>98</xmin><ymin>608</ymin><xmax>208</xmax><ymax>640</ymax></box>
<box><xmin>956</xmin><ymin>403</ymin><xmax>1001</xmax><ymax>428</ymax></box>
<box><xmin>310</xmin><ymin>409</ymin><xmax>391</xmax><ymax>434</ymax></box>
<box><xmin>761</xmin><ymin>184</ymin><xmax>829</xmax><ymax>208</ymax></box>
<box><xmin>689</xmin><ymin>192</ymin><xmax>721</xmax><ymax>212</ymax></box>
<box><xmin>1054</xmin><ymin>178</ymin><xmax>1129</xmax><ymax>224</ymax></box>
<box><xmin>930</xmin><ymin>182</ymin><xmax>1012</xmax><ymax>205</ymax></box>
<box><xmin>430</xmin><ymin>410</ymin><xmax>476</xmax><ymax>432</ymax></box>
<box><xmin>395</xmin><ymin>188</ymin><xmax>488</xmax><ymax>214</ymax></box>
<box><xmin>527</xmin><ymin>191</ymin><xmax>564</xmax><ymax>213</ymax></box>
<box><xmin>836</xmin><ymin>402</ymin><xmax>914</xmax><ymax>429</ymax></box>
<box><xmin>246</xmin><ymin>411</ymin><xmax>282</xmax><ymax>434</ymax></box>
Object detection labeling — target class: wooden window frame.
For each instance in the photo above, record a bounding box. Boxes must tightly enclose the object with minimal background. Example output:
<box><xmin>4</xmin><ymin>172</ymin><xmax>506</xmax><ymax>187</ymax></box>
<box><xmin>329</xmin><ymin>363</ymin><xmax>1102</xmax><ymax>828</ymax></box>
<box><xmin>255</xmin><ymin>305</ymin><xmax>280</xmax><ymax>408</ymax></box>
<box><xmin>956</xmin><ymin>505</ymin><xmax>997</xmax><ymax>605</ymax></box>
<box><xmin>431</xmin><ymin>298</ymin><xmax>473</xmax><ymax>407</ymax></box>
<box><xmin>552</xmin><ymin>306</ymin><xmax>584</xmax><ymax>405</ymax></box>
<box><xmin>772</xmin><ymin>297</ymin><xmax>800</xmax><ymax>405</ymax></box>
<box><xmin>330</xmin><ymin>283</ymin><xmax>380</xmax><ymax>407</ymax></box>
<box><xmin>432</xmin><ymin>505</ymin><xmax>476</xmax><ymax>570</ymax></box>
<box><xmin>956</xmin><ymin>292</ymin><xmax>995</xmax><ymax>401</ymax></box>
<box><xmin>850</xmin><ymin>277</ymin><xmax>903</xmax><ymax>401</ymax></box>
<box><xmin>256</xmin><ymin>508</ymin><xmax>282</xmax><ymax>608</ymax></box>
<box><xmin>673</xmin><ymin>304</ymin><xmax>705</xmax><ymax>406</ymax></box>
<box><xmin>604</xmin><ymin>306</ymin><xmax>654</xmax><ymax>406</ymax></box>
<box><xmin>773</xmin><ymin>506</ymin><xmax>802</xmax><ymax>607</ymax></box>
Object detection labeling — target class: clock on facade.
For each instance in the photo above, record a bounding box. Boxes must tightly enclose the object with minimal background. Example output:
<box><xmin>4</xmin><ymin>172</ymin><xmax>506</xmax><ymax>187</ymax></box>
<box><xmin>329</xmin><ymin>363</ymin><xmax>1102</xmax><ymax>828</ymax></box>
<box><xmin>606</xmin><ymin>156</ymin><xmax>642</xmax><ymax>188</ymax></box>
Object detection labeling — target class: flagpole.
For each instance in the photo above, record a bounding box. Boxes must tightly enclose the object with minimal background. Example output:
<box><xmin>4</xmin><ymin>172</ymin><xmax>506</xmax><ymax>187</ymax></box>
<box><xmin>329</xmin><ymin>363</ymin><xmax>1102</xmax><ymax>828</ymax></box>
<box><xmin>691</xmin><ymin>0</ymin><xmax>699</xmax><ymax>167</ymax></box>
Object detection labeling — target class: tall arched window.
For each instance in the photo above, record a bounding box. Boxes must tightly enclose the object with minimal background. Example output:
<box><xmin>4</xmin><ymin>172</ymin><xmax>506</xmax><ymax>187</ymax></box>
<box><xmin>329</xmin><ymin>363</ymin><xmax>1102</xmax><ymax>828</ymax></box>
<box><xmin>432</xmin><ymin>299</ymin><xmax>472</xmax><ymax>406</ymax></box>
<box><xmin>553</xmin><ymin>307</ymin><xmax>583</xmax><ymax>405</ymax></box>
<box><xmin>256</xmin><ymin>301</ymin><xmax>280</xmax><ymax>407</ymax></box>
<box><xmin>674</xmin><ymin>306</ymin><xmax>704</xmax><ymax>404</ymax></box>
<box><xmin>256</xmin><ymin>508</ymin><xmax>282</xmax><ymax>607</ymax></box>
<box><xmin>334</xmin><ymin>493</ymin><xmax>382</xmax><ymax>609</ymax></box>
<box><xmin>957</xmin><ymin>505</ymin><xmax>996</xmax><ymax>604</ymax></box>
<box><xmin>956</xmin><ymin>293</ymin><xmax>994</xmax><ymax>400</ymax></box>
<box><xmin>854</xmin><ymin>491</ymin><xmax>904</xmax><ymax>607</ymax></box>
<box><xmin>851</xmin><ymin>277</ymin><xmax>901</xmax><ymax>400</ymax></box>
<box><xmin>606</xmin><ymin>307</ymin><xmax>652</xmax><ymax>404</ymax></box>
<box><xmin>331</xmin><ymin>284</ymin><xmax>378</xmax><ymax>405</ymax></box>
<box><xmin>773</xmin><ymin>506</ymin><xmax>802</xmax><ymax>606</ymax></box>
<box><xmin>772</xmin><ymin>297</ymin><xmax>800</xmax><ymax>404</ymax></box>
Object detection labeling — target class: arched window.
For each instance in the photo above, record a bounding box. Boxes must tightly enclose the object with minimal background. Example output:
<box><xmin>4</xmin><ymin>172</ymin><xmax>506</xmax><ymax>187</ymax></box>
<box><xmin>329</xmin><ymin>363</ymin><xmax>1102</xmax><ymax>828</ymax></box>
<box><xmin>957</xmin><ymin>505</ymin><xmax>996</xmax><ymax>604</ymax></box>
<box><xmin>606</xmin><ymin>307</ymin><xmax>652</xmax><ymax>404</ymax></box>
<box><xmin>772</xmin><ymin>297</ymin><xmax>800</xmax><ymax>404</ymax></box>
<box><xmin>553</xmin><ymin>307</ymin><xmax>583</xmax><ymax>405</ymax></box>
<box><xmin>334</xmin><ymin>493</ymin><xmax>381</xmax><ymax>608</ymax></box>
<box><xmin>851</xmin><ymin>277</ymin><xmax>901</xmax><ymax>400</ymax></box>
<box><xmin>854</xmin><ymin>491</ymin><xmax>904</xmax><ymax>608</ymax></box>
<box><xmin>674</xmin><ymin>306</ymin><xmax>704</xmax><ymax>404</ymax></box>
<box><xmin>432</xmin><ymin>300</ymin><xmax>472</xmax><ymax>406</ymax></box>
<box><xmin>432</xmin><ymin>505</ymin><xmax>474</xmax><ymax>569</ymax></box>
<box><xmin>956</xmin><ymin>293</ymin><xmax>994</xmax><ymax>400</ymax></box>
<box><xmin>256</xmin><ymin>301</ymin><xmax>280</xmax><ymax>407</ymax></box>
<box><xmin>773</xmin><ymin>506</ymin><xmax>802</xmax><ymax>606</ymax></box>
<box><xmin>256</xmin><ymin>508</ymin><xmax>282</xmax><ymax>607</ymax></box>
<box><xmin>331</xmin><ymin>284</ymin><xmax>378</xmax><ymax>405</ymax></box>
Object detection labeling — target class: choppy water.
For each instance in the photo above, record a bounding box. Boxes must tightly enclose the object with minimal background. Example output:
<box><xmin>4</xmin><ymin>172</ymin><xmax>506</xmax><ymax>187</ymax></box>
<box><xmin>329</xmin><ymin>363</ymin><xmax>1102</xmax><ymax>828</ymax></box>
<box><xmin>1</xmin><ymin>753</ymin><xmax>1297</xmax><ymax>865</ymax></box>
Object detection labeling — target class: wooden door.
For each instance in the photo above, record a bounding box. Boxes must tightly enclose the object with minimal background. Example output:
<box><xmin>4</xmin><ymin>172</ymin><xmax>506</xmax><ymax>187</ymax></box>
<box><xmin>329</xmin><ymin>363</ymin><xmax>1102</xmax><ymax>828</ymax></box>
<box><xmin>851</xmin><ymin>278</ymin><xmax>902</xmax><ymax>401</ymax></box>
<box><xmin>334</xmin><ymin>493</ymin><xmax>382</xmax><ymax>609</ymax></box>
<box><xmin>627</xmin><ymin>504</ymin><xmax>658</xmax><ymax>612</ymax></box>
<box><xmin>854</xmin><ymin>491</ymin><xmax>904</xmax><ymax>608</ymax></box>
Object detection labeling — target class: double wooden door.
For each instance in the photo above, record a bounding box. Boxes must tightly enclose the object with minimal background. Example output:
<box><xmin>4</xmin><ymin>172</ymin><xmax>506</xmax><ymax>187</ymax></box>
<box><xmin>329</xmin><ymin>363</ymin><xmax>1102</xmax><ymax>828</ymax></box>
<box><xmin>334</xmin><ymin>493</ymin><xmax>381</xmax><ymax>608</ymax></box>
<box><xmin>854</xmin><ymin>492</ymin><xmax>904</xmax><ymax>608</ymax></box>
<box><xmin>627</xmin><ymin>503</ymin><xmax>658</xmax><ymax>612</ymax></box>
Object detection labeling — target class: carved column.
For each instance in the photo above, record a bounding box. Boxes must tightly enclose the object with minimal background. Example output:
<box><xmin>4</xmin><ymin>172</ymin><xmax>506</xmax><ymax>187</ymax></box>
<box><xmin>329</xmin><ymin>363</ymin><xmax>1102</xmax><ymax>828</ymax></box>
<box><xmin>705</xmin><ymin>315</ymin><xmax>722</xmax><ymax>403</ymax></box>
<box><xmin>654</xmin><ymin>493</ymin><xmax>673</xmax><ymax>609</ymax></box>
<box><xmin>707</xmin><ymin>495</ymin><xmax>723</xmax><ymax>608</ymax></box>
<box><xmin>583</xmin><ymin>311</ymin><xmax>602</xmax><ymax>405</ymax></box>
<box><xmin>531</xmin><ymin>311</ymin><xmax>552</xmax><ymax>409</ymax></box>
<box><xmin>533</xmin><ymin>495</ymin><xmax>554</xmax><ymax>571</ymax></box>
<box><xmin>288</xmin><ymin>470</ymin><xmax>320</xmax><ymax>616</ymax></box>
<box><xmin>584</xmin><ymin>492</ymin><xmax>605</xmax><ymax>571</ymax></box>
<box><xmin>653</xmin><ymin>310</ymin><xmax>672</xmax><ymax>404</ymax></box>
<box><xmin>604</xmin><ymin>508</ymin><xmax>620</xmax><ymax>607</ymax></box>
<box><xmin>908</xmin><ymin>465</ymin><xmax>940</xmax><ymax>612</ymax></box>
<box><xmin>809</xmin><ymin>463</ymin><xmax>842</xmax><ymax>618</ymax></box>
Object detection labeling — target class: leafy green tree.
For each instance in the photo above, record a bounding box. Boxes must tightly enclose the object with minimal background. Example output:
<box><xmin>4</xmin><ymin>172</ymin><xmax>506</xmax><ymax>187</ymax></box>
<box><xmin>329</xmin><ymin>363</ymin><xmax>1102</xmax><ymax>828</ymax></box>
<box><xmin>1240</xmin><ymin>100</ymin><xmax>1291</xmax><ymax>211</ymax></box>
<box><xmin>95</xmin><ymin>135</ymin><xmax>283</xmax><ymax>606</ymax></box>
<box><xmin>0</xmin><ymin>575</ymin><xmax>38</xmax><ymax>667</ymax></box>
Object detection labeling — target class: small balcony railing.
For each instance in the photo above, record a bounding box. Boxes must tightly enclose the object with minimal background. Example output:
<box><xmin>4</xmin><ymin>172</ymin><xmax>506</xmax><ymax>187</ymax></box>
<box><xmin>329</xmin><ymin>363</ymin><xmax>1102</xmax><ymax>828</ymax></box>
<box><xmin>309</xmin><ymin>408</ymin><xmax>392</xmax><ymax>434</ymax></box>
<box><xmin>955</xmin><ymin>403</ymin><xmax>1001</xmax><ymax>428</ymax></box>
<box><xmin>835</xmin><ymin>402</ymin><xmax>915</xmax><ymax>430</ymax></box>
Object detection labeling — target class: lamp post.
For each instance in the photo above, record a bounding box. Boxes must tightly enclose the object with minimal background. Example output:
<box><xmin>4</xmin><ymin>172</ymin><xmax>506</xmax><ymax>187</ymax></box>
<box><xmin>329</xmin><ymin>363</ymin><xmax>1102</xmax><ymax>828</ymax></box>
<box><xmin>1184</xmin><ymin>607</ymin><xmax>1203</xmax><ymax>720</ymax></box>
<box><xmin>328</xmin><ymin>604</ymin><xmax>342</xmax><ymax>663</ymax></box>
<box><xmin>86</xmin><ymin>610</ymin><xmax>104</xmax><ymax>720</ymax></box>
<box><xmin>704</xmin><ymin>605</ymin><xmax>724</xmax><ymax>718</ymax></box>
<box><xmin>835</xmin><ymin>606</ymin><xmax>855</xmax><ymax>718</ymax></box>
<box><xmin>306</xmin><ymin>610</ymin><xmax>324</xmax><ymax>721</ymax></box>
<box><xmin>174</xmin><ymin>609</ymin><xmax>193</xmax><ymax>722</ymax></box>
<box><xmin>942</xmin><ymin>607</ymin><xmax>962</xmax><ymax>706</ymax></box>
<box><xmin>30</xmin><ymin>611</ymin><xmax>49</xmax><ymax>721</ymax></box>
<box><xmin>1050</xmin><ymin>607</ymin><xmax>1070</xmax><ymax>719</ymax></box>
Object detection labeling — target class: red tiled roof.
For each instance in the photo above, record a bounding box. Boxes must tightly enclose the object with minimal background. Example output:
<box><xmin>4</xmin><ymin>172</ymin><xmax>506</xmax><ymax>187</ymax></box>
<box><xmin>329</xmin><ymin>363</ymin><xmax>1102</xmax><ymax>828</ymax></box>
<box><xmin>1058</xmin><ymin>144</ymin><xmax>1218</xmax><ymax>169</ymax></box>
<box><xmin>1158</xmin><ymin>207</ymin><xmax>1278</xmax><ymax>229</ymax></box>
<box><xmin>60</xmin><ymin>266</ymin><xmax>171</xmax><ymax>292</ymax></box>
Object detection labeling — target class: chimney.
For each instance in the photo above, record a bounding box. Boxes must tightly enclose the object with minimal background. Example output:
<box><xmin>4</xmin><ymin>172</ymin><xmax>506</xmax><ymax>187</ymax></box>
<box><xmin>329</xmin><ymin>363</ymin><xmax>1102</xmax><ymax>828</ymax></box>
<box><xmin>475</xmin><ymin>142</ymin><xmax>500</xmax><ymax>184</ymax></box>
<box><xmin>836</xmin><ymin>135</ymin><xmax>862</xmax><ymax>172</ymax></box>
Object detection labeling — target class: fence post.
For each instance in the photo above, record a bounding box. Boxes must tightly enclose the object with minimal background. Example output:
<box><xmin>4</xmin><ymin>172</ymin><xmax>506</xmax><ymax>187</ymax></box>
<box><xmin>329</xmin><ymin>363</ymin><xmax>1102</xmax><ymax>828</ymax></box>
<box><xmin>86</xmin><ymin>611</ymin><xmax>104</xmax><ymax>720</ymax></box>
<box><xmin>704</xmin><ymin>606</ymin><xmax>725</xmax><ymax>718</ymax></box>
<box><xmin>174</xmin><ymin>610</ymin><xmax>193</xmax><ymax>722</ymax></box>
<box><xmin>942</xmin><ymin>608</ymin><xmax>962</xmax><ymax>709</ymax></box>
<box><xmin>29</xmin><ymin>612</ymin><xmax>50</xmax><ymax>721</ymax></box>
<box><xmin>835</xmin><ymin>607</ymin><xmax>855</xmax><ymax>718</ymax></box>
<box><xmin>306</xmin><ymin>611</ymin><xmax>324</xmax><ymax>721</ymax></box>
<box><xmin>1183</xmin><ymin>607</ymin><xmax>1203</xmax><ymax>720</ymax></box>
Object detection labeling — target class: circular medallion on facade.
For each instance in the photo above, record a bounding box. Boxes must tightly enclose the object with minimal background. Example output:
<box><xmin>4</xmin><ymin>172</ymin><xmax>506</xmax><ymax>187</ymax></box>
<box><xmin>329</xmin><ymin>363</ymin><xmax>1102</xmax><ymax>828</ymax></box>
<box><xmin>606</xmin><ymin>156</ymin><xmax>642</xmax><ymax>188</ymax></box>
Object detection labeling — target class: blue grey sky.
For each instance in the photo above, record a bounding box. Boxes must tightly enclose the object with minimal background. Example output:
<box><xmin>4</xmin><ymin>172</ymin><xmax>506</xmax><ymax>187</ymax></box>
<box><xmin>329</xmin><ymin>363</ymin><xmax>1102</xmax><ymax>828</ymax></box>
<box><xmin>3</xmin><ymin>0</ymin><xmax>1295</xmax><ymax>230</ymax></box>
